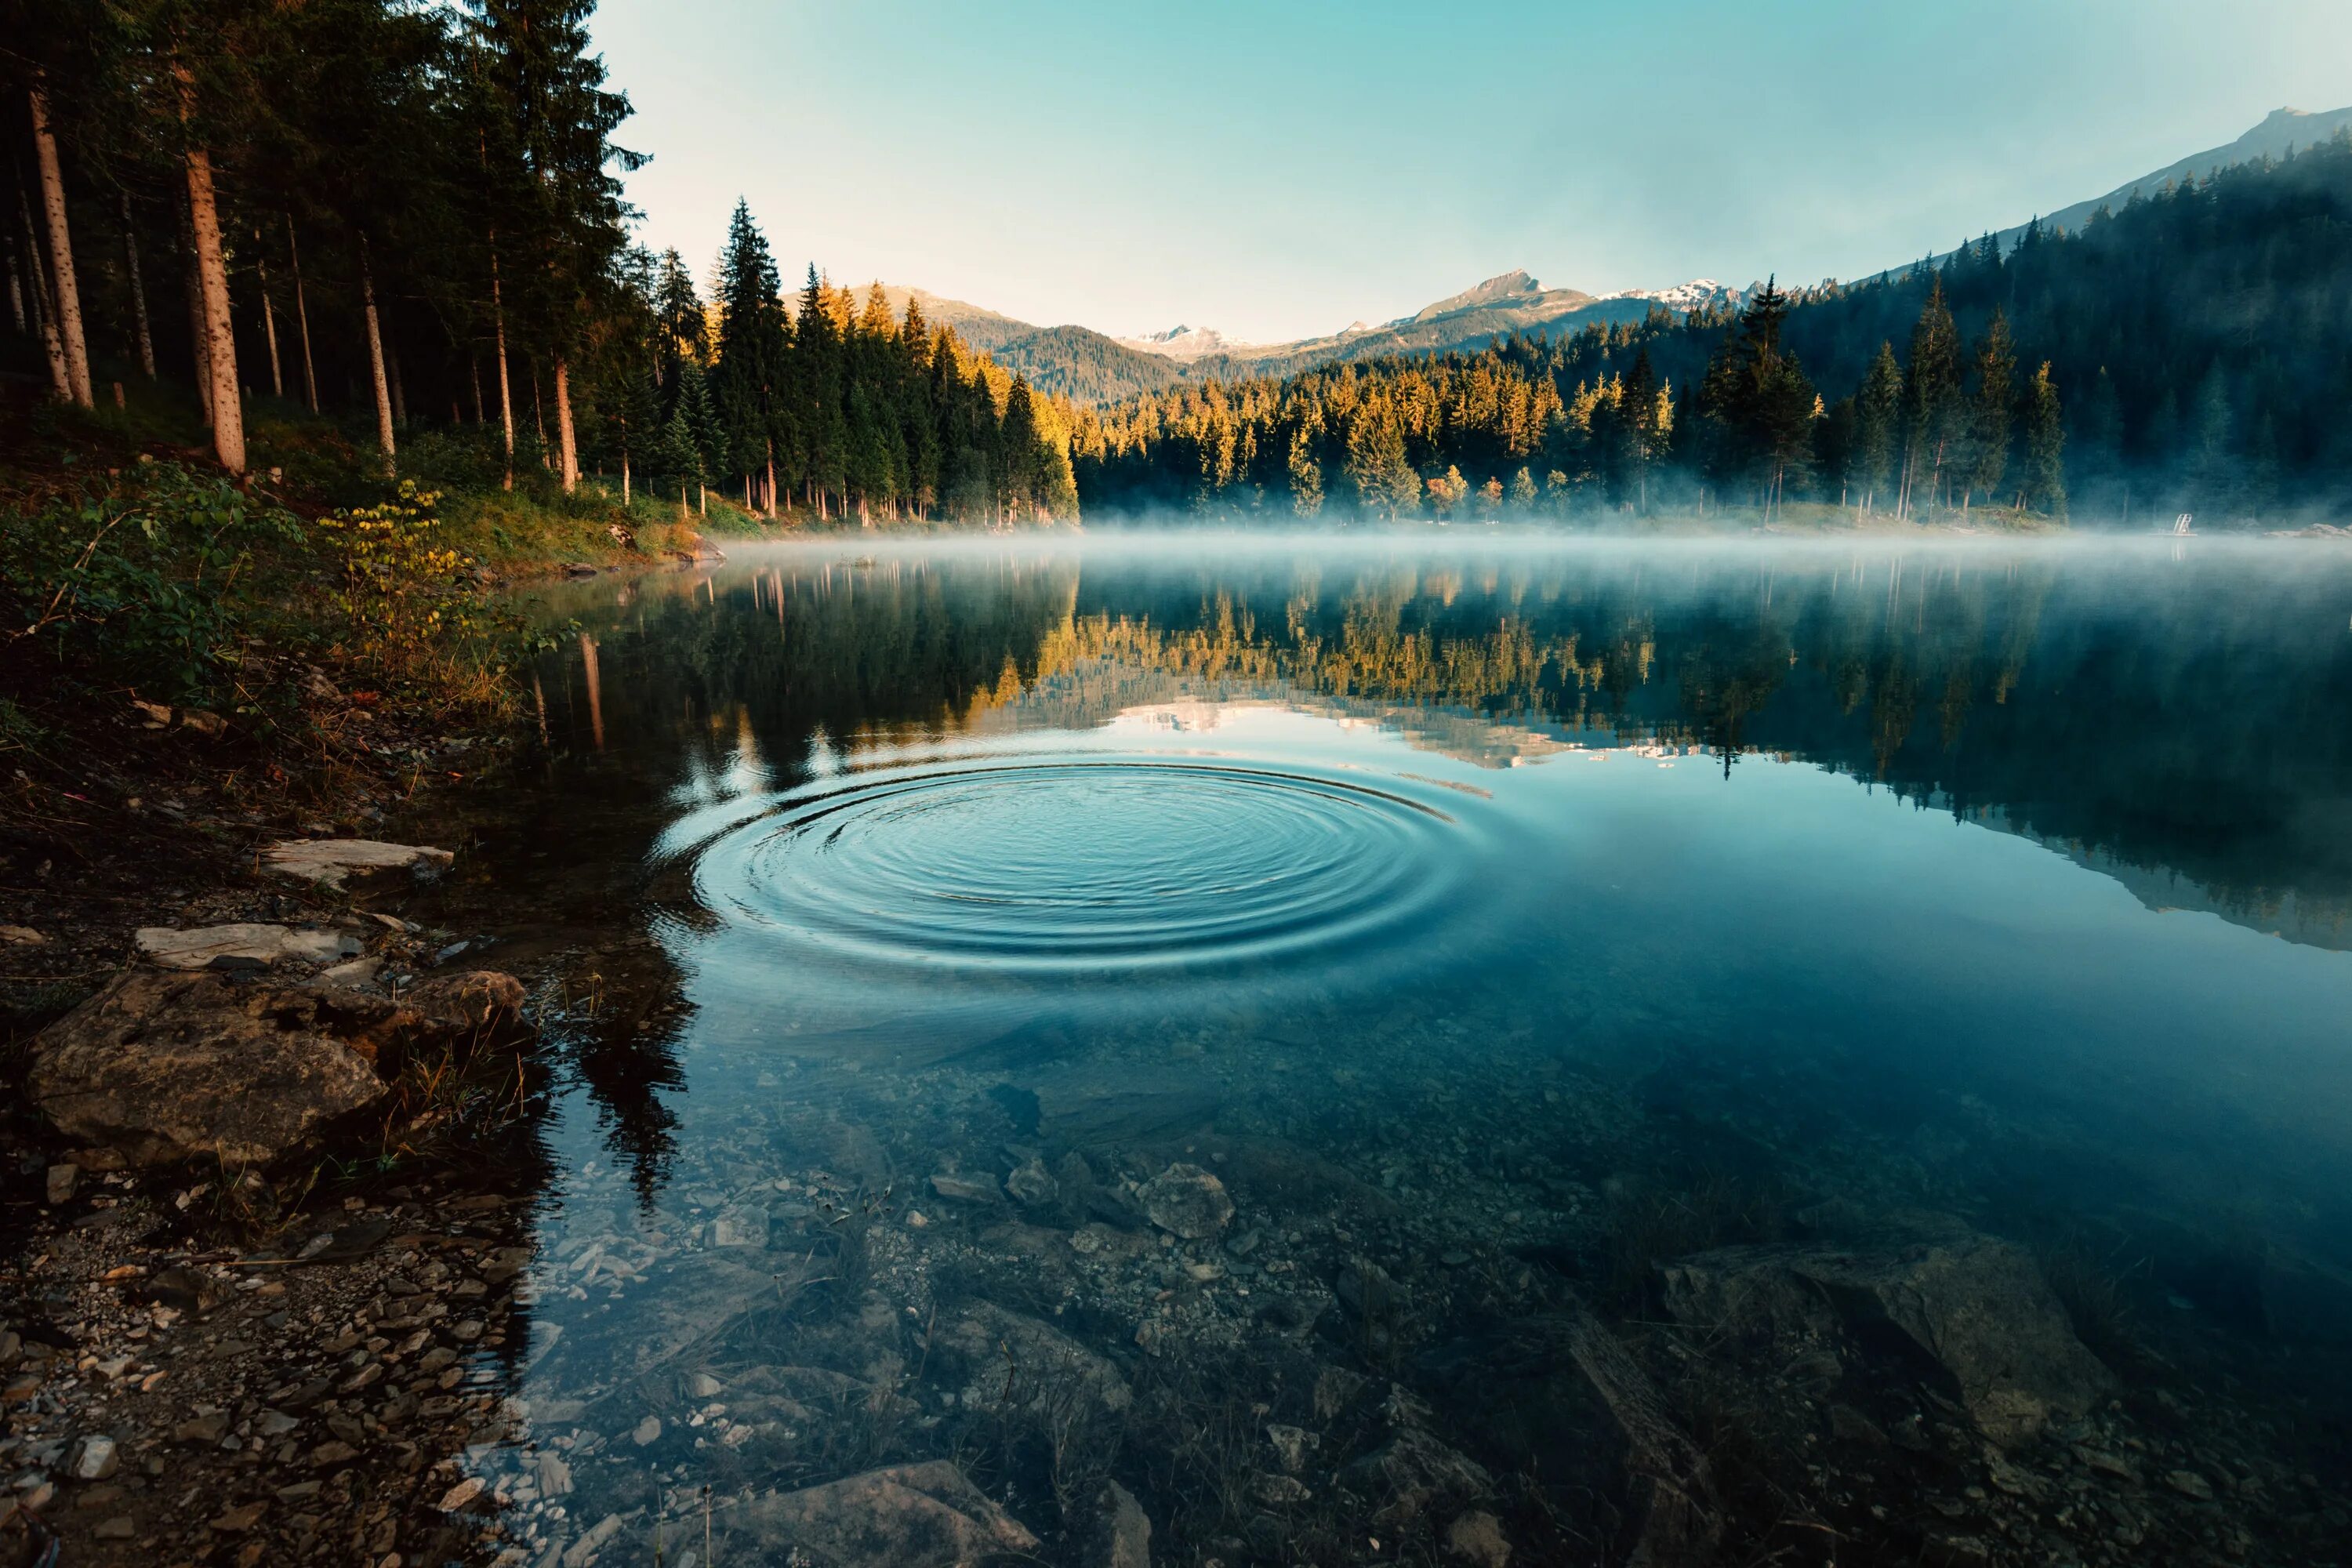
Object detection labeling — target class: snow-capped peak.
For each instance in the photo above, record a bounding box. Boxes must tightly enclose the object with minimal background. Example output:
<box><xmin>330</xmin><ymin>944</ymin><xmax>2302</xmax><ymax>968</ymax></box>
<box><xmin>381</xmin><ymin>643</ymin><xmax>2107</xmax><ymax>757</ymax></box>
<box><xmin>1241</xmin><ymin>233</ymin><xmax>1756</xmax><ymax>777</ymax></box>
<box><xmin>1595</xmin><ymin>278</ymin><xmax>1738</xmax><ymax>309</ymax></box>
<box><xmin>1117</xmin><ymin>323</ymin><xmax>1252</xmax><ymax>360</ymax></box>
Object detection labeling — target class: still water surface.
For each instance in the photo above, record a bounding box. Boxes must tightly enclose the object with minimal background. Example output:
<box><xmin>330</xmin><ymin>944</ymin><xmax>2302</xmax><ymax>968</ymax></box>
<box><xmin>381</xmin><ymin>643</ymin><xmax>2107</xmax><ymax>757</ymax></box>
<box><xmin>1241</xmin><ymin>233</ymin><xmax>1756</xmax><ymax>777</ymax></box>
<box><xmin>417</xmin><ymin>539</ymin><xmax>2352</xmax><ymax>1566</ymax></box>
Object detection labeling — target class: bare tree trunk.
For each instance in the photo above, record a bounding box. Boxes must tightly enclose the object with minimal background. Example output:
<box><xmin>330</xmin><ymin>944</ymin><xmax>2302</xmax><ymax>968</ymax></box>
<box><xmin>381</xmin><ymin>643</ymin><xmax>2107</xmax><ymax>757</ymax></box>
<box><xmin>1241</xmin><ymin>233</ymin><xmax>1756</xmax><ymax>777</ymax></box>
<box><xmin>16</xmin><ymin>181</ymin><xmax>71</xmax><ymax>398</ymax></box>
<box><xmin>468</xmin><ymin>354</ymin><xmax>483</xmax><ymax>423</ymax></box>
<box><xmin>766</xmin><ymin>448</ymin><xmax>777</xmax><ymax>520</ymax></box>
<box><xmin>554</xmin><ymin>354</ymin><xmax>578</xmax><ymax>492</ymax></box>
<box><xmin>177</xmin><ymin>194</ymin><xmax>211</xmax><ymax>425</ymax></box>
<box><xmin>29</xmin><ymin>89</ymin><xmax>92</xmax><ymax>408</ymax></box>
<box><xmin>285</xmin><ymin>217</ymin><xmax>317</xmax><ymax>410</ymax></box>
<box><xmin>490</xmin><ymin>251</ymin><xmax>516</xmax><ymax>487</ymax></box>
<box><xmin>121</xmin><ymin>194</ymin><xmax>154</xmax><ymax>377</ymax></box>
<box><xmin>358</xmin><ymin>231</ymin><xmax>395</xmax><ymax>474</ymax></box>
<box><xmin>3</xmin><ymin>229</ymin><xmax>24</xmax><ymax>333</ymax></box>
<box><xmin>532</xmin><ymin>362</ymin><xmax>550</xmax><ymax>467</ymax></box>
<box><xmin>180</xmin><ymin>107</ymin><xmax>243</xmax><ymax>470</ymax></box>
<box><xmin>252</xmin><ymin>227</ymin><xmax>281</xmax><ymax>398</ymax></box>
<box><xmin>620</xmin><ymin>447</ymin><xmax>630</xmax><ymax>505</ymax></box>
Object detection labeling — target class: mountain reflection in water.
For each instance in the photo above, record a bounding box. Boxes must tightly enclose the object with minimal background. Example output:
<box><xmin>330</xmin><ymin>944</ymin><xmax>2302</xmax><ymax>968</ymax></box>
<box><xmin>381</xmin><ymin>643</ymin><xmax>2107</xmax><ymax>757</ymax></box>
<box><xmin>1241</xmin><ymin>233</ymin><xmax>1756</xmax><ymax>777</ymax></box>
<box><xmin>406</xmin><ymin>538</ymin><xmax>2352</xmax><ymax>1568</ymax></box>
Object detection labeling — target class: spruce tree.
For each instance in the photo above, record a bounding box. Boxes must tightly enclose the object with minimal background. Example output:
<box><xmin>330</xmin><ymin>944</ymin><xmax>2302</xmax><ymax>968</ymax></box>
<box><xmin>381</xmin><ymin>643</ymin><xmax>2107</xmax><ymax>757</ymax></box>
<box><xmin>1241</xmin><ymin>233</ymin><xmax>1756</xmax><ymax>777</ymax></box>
<box><xmin>2021</xmin><ymin>361</ymin><xmax>2066</xmax><ymax>517</ymax></box>
<box><xmin>1288</xmin><ymin>428</ymin><xmax>1326</xmax><ymax>517</ymax></box>
<box><xmin>1965</xmin><ymin>309</ymin><xmax>2016</xmax><ymax>506</ymax></box>
<box><xmin>709</xmin><ymin>201</ymin><xmax>786</xmax><ymax>503</ymax></box>
<box><xmin>1900</xmin><ymin>279</ymin><xmax>1962</xmax><ymax>516</ymax></box>
<box><xmin>1854</xmin><ymin>341</ymin><xmax>1904</xmax><ymax>515</ymax></box>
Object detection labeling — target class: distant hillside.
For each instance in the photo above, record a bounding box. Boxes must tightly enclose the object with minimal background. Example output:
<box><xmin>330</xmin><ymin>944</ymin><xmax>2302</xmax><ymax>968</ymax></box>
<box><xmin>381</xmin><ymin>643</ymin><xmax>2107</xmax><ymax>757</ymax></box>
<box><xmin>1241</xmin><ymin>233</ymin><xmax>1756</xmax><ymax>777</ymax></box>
<box><xmin>877</xmin><ymin>270</ymin><xmax>1739</xmax><ymax>403</ymax></box>
<box><xmin>1116</xmin><ymin>270</ymin><xmax>1743</xmax><ymax>379</ymax></box>
<box><xmin>1913</xmin><ymin>105</ymin><xmax>2352</xmax><ymax>267</ymax></box>
<box><xmin>989</xmin><ymin>325</ymin><xmax>1191</xmax><ymax>402</ymax></box>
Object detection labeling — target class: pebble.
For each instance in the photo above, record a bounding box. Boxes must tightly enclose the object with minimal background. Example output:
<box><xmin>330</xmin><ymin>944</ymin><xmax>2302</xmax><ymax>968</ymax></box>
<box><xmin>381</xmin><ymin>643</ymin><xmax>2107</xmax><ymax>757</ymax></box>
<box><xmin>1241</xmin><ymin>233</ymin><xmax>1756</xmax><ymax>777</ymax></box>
<box><xmin>212</xmin><ymin>1500</ymin><xmax>268</xmax><ymax>1532</ymax></box>
<box><xmin>928</xmin><ymin>1173</ymin><xmax>1001</xmax><ymax>1203</ymax></box>
<box><xmin>2165</xmin><ymin>1469</ymin><xmax>2215</xmax><ymax>1501</ymax></box>
<box><xmin>45</xmin><ymin>1164</ymin><xmax>80</xmax><ymax>1205</ymax></box>
<box><xmin>1138</xmin><ymin>1163</ymin><xmax>1235</xmax><ymax>1239</ymax></box>
<box><xmin>438</xmin><ymin>1476</ymin><xmax>485</xmax><ymax>1511</ymax></box>
<box><xmin>69</xmin><ymin>1433</ymin><xmax>118</xmax><ymax>1480</ymax></box>
<box><xmin>176</xmin><ymin>1413</ymin><xmax>230</xmax><ymax>1444</ymax></box>
<box><xmin>632</xmin><ymin>1415</ymin><xmax>661</xmax><ymax>1446</ymax></box>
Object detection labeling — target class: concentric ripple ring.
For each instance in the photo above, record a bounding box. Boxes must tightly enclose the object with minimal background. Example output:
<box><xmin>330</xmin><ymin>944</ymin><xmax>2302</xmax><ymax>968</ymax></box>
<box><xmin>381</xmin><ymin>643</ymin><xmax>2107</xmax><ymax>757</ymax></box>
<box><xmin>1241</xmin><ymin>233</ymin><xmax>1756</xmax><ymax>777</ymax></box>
<box><xmin>688</xmin><ymin>760</ymin><xmax>1457</xmax><ymax>972</ymax></box>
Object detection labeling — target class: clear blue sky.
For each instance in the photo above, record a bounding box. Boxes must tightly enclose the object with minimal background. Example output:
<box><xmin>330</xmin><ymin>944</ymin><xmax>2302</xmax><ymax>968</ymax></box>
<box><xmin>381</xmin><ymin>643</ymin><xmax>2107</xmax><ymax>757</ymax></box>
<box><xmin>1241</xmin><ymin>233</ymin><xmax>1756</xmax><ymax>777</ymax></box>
<box><xmin>589</xmin><ymin>0</ymin><xmax>2352</xmax><ymax>343</ymax></box>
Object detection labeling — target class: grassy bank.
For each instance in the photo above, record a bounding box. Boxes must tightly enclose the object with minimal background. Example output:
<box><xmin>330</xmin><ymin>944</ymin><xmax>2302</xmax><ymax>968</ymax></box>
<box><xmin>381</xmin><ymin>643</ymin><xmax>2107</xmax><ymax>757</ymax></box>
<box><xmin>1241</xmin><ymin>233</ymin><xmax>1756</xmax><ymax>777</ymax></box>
<box><xmin>0</xmin><ymin>383</ymin><xmax>772</xmax><ymax>1054</ymax></box>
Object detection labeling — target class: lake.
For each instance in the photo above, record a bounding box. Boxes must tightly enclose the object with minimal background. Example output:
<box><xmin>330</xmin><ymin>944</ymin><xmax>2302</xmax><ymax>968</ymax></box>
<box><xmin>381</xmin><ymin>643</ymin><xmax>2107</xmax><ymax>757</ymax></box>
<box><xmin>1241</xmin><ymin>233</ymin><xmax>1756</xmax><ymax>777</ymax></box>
<box><xmin>411</xmin><ymin>536</ymin><xmax>2352</xmax><ymax>1566</ymax></box>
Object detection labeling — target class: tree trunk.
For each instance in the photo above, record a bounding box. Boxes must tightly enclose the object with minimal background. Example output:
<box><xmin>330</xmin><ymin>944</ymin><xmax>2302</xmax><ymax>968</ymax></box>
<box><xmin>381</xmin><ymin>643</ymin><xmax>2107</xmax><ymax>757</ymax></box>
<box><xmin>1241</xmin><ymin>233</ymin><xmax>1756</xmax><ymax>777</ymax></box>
<box><xmin>29</xmin><ymin>89</ymin><xmax>93</xmax><ymax>408</ymax></box>
<box><xmin>285</xmin><ymin>217</ymin><xmax>318</xmax><ymax>411</ymax></box>
<box><xmin>532</xmin><ymin>364</ymin><xmax>550</xmax><ymax>467</ymax></box>
<box><xmin>469</xmin><ymin>354</ymin><xmax>484</xmax><ymax>424</ymax></box>
<box><xmin>3</xmin><ymin>229</ymin><xmax>24</xmax><ymax>334</ymax></box>
<box><xmin>178</xmin><ymin>196</ymin><xmax>211</xmax><ymax>425</ymax></box>
<box><xmin>122</xmin><ymin>194</ymin><xmax>154</xmax><ymax>377</ymax></box>
<box><xmin>358</xmin><ymin>232</ymin><xmax>396</xmax><ymax>474</ymax></box>
<box><xmin>621</xmin><ymin>448</ymin><xmax>630</xmax><ymax>505</ymax></box>
<box><xmin>766</xmin><ymin>450</ymin><xmax>777</xmax><ymax>520</ymax></box>
<box><xmin>182</xmin><ymin>124</ymin><xmax>243</xmax><ymax>470</ymax></box>
<box><xmin>554</xmin><ymin>354</ymin><xmax>578</xmax><ymax>492</ymax></box>
<box><xmin>489</xmin><ymin>245</ymin><xmax>516</xmax><ymax>486</ymax></box>
<box><xmin>16</xmin><ymin>183</ymin><xmax>71</xmax><ymax>399</ymax></box>
<box><xmin>252</xmin><ymin>227</ymin><xmax>281</xmax><ymax>398</ymax></box>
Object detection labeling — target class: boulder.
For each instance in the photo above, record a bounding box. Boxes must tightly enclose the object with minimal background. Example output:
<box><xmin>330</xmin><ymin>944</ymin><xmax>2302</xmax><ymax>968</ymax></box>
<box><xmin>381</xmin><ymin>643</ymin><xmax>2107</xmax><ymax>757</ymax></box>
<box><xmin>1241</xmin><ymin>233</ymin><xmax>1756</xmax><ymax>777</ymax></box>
<box><xmin>712</xmin><ymin>1461</ymin><xmax>1036</xmax><ymax>1567</ymax></box>
<box><xmin>1137</xmin><ymin>1163</ymin><xmax>1233</xmax><ymax>1239</ymax></box>
<box><xmin>136</xmin><ymin>924</ymin><xmax>361</xmax><ymax>971</ymax></box>
<box><xmin>1083</xmin><ymin>1479</ymin><xmax>1152</xmax><ymax>1568</ymax></box>
<box><xmin>1340</xmin><ymin>1425</ymin><xmax>1492</xmax><ymax>1526</ymax></box>
<box><xmin>1661</xmin><ymin>1229</ymin><xmax>2113</xmax><ymax>1446</ymax></box>
<box><xmin>934</xmin><ymin>1302</ymin><xmax>1132</xmax><ymax>1418</ymax></box>
<box><xmin>26</xmin><ymin>967</ymin><xmax>532</xmax><ymax>1167</ymax></box>
<box><xmin>1419</xmin><ymin>1307</ymin><xmax>1718</xmax><ymax>1564</ymax></box>
<box><xmin>262</xmin><ymin>838</ymin><xmax>454</xmax><ymax>890</ymax></box>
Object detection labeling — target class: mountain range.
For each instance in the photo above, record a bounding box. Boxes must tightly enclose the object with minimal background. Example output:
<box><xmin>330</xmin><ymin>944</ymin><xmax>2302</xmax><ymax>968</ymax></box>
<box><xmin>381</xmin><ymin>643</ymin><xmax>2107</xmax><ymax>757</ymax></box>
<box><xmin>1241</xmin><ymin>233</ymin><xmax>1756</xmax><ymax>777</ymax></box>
<box><xmin>883</xmin><ymin>105</ymin><xmax>2349</xmax><ymax>406</ymax></box>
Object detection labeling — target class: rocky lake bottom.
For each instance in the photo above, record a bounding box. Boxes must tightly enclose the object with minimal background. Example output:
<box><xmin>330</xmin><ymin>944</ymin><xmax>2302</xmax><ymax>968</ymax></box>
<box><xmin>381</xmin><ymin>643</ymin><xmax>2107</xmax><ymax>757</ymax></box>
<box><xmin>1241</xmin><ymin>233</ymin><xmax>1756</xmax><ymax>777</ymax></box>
<box><xmin>7</xmin><ymin>539</ymin><xmax>2352</xmax><ymax>1567</ymax></box>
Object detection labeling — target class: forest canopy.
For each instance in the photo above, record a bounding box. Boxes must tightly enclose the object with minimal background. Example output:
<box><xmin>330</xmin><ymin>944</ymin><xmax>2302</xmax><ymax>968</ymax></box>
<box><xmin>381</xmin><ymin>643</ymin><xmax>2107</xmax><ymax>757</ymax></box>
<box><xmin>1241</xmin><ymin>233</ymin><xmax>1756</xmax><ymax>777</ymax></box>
<box><xmin>1</xmin><ymin>0</ymin><xmax>1078</xmax><ymax>526</ymax></box>
<box><xmin>1074</xmin><ymin>132</ymin><xmax>2352</xmax><ymax>529</ymax></box>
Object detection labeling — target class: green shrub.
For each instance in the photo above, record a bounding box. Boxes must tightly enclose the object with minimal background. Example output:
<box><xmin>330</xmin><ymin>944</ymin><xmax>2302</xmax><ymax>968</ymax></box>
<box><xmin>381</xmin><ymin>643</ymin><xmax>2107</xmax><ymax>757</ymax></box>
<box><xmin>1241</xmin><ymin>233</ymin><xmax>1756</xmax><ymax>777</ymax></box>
<box><xmin>2</xmin><ymin>458</ymin><xmax>305</xmax><ymax>701</ymax></box>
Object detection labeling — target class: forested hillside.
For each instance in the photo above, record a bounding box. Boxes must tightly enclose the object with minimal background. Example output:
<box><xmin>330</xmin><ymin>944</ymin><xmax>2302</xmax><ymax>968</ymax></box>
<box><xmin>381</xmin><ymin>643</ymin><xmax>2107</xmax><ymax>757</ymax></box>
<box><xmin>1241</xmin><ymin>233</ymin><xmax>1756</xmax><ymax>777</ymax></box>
<box><xmin>2</xmin><ymin>1</ymin><xmax>1077</xmax><ymax>526</ymax></box>
<box><xmin>1076</xmin><ymin>132</ymin><xmax>2352</xmax><ymax>527</ymax></box>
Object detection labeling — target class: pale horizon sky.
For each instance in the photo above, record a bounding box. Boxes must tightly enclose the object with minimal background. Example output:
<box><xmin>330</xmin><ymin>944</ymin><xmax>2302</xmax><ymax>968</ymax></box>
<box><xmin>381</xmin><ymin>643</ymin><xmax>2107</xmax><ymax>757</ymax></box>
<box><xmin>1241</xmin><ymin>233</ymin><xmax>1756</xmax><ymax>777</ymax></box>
<box><xmin>589</xmin><ymin>0</ymin><xmax>2352</xmax><ymax>344</ymax></box>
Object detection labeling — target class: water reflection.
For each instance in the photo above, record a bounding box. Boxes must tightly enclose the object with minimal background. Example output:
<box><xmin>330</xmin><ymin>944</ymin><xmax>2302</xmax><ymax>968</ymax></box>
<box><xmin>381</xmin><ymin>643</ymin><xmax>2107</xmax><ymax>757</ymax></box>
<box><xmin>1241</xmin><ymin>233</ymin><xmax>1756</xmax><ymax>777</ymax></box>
<box><xmin>408</xmin><ymin>539</ymin><xmax>2352</xmax><ymax>1568</ymax></box>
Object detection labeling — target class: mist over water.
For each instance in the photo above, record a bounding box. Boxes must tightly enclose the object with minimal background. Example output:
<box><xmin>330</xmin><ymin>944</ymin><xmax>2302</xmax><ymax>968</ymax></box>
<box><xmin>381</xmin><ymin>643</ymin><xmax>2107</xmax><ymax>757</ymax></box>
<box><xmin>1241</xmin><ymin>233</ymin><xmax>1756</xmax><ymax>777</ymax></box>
<box><xmin>412</xmin><ymin>534</ymin><xmax>2352</xmax><ymax>1564</ymax></box>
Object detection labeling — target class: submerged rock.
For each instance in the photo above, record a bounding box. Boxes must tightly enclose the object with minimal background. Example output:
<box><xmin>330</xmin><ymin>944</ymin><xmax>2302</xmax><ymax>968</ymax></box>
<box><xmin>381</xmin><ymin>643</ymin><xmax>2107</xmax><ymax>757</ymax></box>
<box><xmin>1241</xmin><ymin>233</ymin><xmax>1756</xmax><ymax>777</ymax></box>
<box><xmin>136</xmin><ymin>924</ymin><xmax>362</xmax><ymax>971</ymax></box>
<box><xmin>713</xmin><ymin>1461</ymin><xmax>1036</xmax><ymax>1567</ymax></box>
<box><xmin>935</xmin><ymin>1302</ymin><xmax>1132</xmax><ymax>1417</ymax></box>
<box><xmin>1083</xmin><ymin>1479</ymin><xmax>1152</xmax><ymax>1568</ymax></box>
<box><xmin>1340</xmin><ymin>1424</ymin><xmax>1493</xmax><ymax>1526</ymax></box>
<box><xmin>262</xmin><ymin>837</ymin><xmax>455</xmax><ymax>890</ymax></box>
<box><xmin>25</xmin><ymin>967</ymin><xmax>532</xmax><ymax>1167</ymax></box>
<box><xmin>1420</xmin><ymin>1306</ymin><xmax>1719</xmax><ymax>1564</ymax></box>
<box><xmin>1138</xmin><ymin>1162</ymin><xmax>1234</xmax><ymax>1239</ymax></box>
<box><xmin>1661</xmin><ymin>1228</ymin><xmax>2113</xmax><ymax>1446</ymax></box>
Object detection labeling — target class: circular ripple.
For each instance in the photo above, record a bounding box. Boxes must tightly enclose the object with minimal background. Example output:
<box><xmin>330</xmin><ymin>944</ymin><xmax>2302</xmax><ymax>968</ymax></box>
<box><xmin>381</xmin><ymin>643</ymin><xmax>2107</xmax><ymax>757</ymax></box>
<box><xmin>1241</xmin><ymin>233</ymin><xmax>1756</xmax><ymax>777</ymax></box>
<box><xmin>690</xmin><ymin>760</ymin><xmax>1454</xmax><ymax>972</ymax></box>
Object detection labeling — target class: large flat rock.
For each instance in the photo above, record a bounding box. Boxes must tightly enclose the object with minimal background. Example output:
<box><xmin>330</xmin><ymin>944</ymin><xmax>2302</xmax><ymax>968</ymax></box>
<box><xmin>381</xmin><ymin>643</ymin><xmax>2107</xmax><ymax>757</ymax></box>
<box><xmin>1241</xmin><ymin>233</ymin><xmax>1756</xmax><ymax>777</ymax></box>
<box><xmin>136</xmin><ymin>924</ymin><xmax>362</xmax><ymax>971</ymax></box>
<box><xmin>27</xmin><ymin>967</ymin><xmax>532</xmax><ymax>1167</ymax></box>
<box><xmin>27</xmin><ymin>970</ymin><xmax>390</xmax><ymax>1167</ymax></box>
<box><xmin>263</xmin><ymin>838</ymin><xmax>455</xmax><ymax>890</ymax></box>
<box><xmin>1661</xmin><ymin>1229</ymin><xmax>2114</xmax><ymax>1446</ymax></box>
